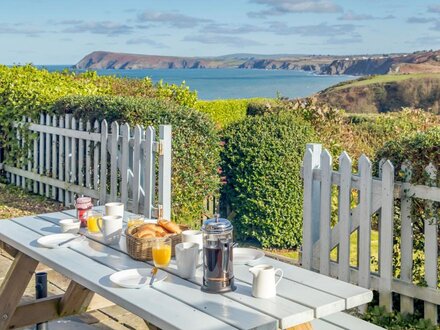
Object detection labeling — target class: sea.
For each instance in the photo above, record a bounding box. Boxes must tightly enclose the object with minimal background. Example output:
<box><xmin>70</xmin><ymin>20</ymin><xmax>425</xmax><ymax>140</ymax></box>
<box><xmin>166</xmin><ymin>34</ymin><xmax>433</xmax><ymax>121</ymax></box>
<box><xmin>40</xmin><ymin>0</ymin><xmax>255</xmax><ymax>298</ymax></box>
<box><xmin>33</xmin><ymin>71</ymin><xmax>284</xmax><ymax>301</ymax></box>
<box><xmin>39</xmin><ymin>65</ymin><xmax>355</xmax><ymax>100</ymax></box>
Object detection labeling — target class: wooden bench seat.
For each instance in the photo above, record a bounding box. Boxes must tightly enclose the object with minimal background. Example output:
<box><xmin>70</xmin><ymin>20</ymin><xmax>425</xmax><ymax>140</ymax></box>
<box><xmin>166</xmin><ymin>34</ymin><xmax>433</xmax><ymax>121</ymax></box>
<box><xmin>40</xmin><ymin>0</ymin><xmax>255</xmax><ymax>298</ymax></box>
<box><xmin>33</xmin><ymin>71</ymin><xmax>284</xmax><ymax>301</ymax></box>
<box><xmin>311</xmin><ymin>312</ymin><xmax>385</xmax><ymax>329</ymax></box>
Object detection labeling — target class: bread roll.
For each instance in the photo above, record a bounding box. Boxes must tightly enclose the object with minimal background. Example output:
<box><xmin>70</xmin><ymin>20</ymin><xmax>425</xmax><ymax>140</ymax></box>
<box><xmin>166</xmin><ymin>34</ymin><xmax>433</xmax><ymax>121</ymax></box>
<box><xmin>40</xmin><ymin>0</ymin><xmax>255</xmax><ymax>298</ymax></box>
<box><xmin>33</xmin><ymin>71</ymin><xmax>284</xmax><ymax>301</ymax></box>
<box><xmin>158</xmin><ymin>220</ymin><xmax>182</xmax><ymax>234</ymax></box>
<box><xmin>137</xmin><ymin>224</ymin><xmax>168</xmax><ymax>237</ymax></box>
<box><xmin>135</xmin><ymin>230</ymin><xmax>155</xmax><ymax>239</ymax></box>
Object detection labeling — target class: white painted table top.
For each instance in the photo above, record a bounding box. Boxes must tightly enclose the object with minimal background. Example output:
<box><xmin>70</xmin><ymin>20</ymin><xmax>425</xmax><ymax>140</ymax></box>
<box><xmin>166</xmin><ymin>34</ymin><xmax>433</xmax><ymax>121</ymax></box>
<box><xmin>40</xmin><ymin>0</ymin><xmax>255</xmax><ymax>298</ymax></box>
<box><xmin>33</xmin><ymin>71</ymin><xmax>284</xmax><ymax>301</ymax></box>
<box><xmin>0</xmin><ymin>208</ymin><xmax>373</xmax><ymax>330</ymax></box>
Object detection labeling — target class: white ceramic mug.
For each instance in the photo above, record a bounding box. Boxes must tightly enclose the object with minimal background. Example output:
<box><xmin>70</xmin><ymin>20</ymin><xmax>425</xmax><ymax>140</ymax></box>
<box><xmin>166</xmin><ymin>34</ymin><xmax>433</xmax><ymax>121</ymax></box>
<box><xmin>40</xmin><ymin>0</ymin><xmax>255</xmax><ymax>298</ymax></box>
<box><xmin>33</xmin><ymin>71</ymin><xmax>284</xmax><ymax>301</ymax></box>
<box><xmin>182</xmin><ymin>230</ymin><xmax>203</xmax><ymax>265</ymax></box>
<box><xmin>249</xmin><ymin>264</ymin><xmax>283</xmax><ymax>298</ymax></box>
<box><xmin>105</xmin><ymin>202</ymin><xmax>124</xmax><ymax>218</ymax></box>
<box><xmin>175</xmin><ymin>242</ymin><xmax>199</xmax><ymax>279</ymax></box>
<box><xmin>59</xmin><ymin>219</ymin><xmax>80</xmax><ymax>234</ymax></box>
<box><xmin>98</xmin><ymin>215</ymin><xmax>123</xmax><ymax>245</ymax></box>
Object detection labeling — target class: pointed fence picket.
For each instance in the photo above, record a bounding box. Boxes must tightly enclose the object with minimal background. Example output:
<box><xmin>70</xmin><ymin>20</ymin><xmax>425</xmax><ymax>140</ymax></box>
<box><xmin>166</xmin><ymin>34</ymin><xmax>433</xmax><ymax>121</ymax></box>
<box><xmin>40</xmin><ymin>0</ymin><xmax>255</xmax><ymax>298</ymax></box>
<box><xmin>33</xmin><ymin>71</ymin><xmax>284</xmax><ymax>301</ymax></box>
<box><xmin>302</xmin><ymin>143</ymin><xmax>439</xmax><ymax>324</ymax></box>
<box><xmin>2</xmin><ymin>115</ymin><xmax>172</xmax><ymax>220</ymax></box>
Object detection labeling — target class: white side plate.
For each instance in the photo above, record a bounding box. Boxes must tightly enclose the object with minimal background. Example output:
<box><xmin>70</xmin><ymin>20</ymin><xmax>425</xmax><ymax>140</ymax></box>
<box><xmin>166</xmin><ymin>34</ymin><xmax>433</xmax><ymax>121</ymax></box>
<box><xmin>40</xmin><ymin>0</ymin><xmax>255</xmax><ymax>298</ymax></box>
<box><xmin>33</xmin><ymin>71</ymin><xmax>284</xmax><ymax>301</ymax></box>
<box><xmin>234</xmin><ymin>248</ymin><xmax>265</xmax><ymax>265</ymax></box>
<box><xmin>110</xmin><ymin>268</ymin><xmax>168</xmax><ymax>289</ymax></box>
<box><xmin>37</xmin><ymin>233</ymin><xmax>83</xmax><ymax>249</ymax></box>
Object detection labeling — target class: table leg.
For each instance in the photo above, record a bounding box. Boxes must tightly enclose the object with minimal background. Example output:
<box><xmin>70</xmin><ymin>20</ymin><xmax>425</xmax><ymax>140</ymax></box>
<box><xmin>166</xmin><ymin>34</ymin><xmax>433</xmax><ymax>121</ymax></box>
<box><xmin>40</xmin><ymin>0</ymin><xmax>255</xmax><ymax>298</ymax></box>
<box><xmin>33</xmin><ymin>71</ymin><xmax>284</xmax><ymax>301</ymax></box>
<box><xmin>59</xmin><ymin>281</ymin><xmax>94</xmax><ymax>316</ymax></box>
<box><xmin>0</xmin><ymin>241</ymin><xmax>18</xmax><ymax>258</ymax></box>
<box><xmin>287</xmin><ymin>322</ymin><xmax>313</xmax><ymax>330</ymax></box>
<box><xmin>0</xmin><ymin>252</ymin><xmax>39</xmax><ymax>329</ymax></box>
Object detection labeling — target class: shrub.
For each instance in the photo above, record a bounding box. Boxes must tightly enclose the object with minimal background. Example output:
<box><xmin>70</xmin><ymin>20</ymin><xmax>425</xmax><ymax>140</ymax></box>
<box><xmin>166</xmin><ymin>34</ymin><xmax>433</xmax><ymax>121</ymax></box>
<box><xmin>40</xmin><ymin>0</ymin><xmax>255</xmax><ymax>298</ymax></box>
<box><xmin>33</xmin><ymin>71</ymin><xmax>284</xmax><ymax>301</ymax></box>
<box><xmin>0</xmin><ymin>65</ymin><xmax>104</xmax><ymax>166</ymax></box>
<box><xmin>221</xmin><ymin>112</ymin><xmax>316</xmax><ymax>248</ymax></box>
<box><xmin>0</xmin><ymin>64</ymin><xmax>103</xmax><ymax>122</ymax></box>
<box><xmin>374</xmin><ymin>128</ymin><xmax>440</xmax><ymax>289</ymax></box>
<box><xmin>246</xmin><ymin>99</ymin><xmax>280</xmax><ymax>116</ymax></box>
<box><xmin>53</xmin><ymin>95</ymin><xmax>220</xmax><ymax>228</ymax></box>
<box><xmin>375</xmin><ymin>126</ymin><xmax>440</xmax><ymax>185</ymax></box>
<box><xmin>194</xmin><ymin>98</ymin><xmax>268</xmax><ymax>128</ymax></box>
<box><xmin>246</xmin><ymin>97</ymin><xmax>440</xmax><ymax>164</ymax></box>
<box><xmin>0</xmin><ymin>65</ymin><xmax>199</xmax><ymax>164</ymax></box>
<box><xmin>362</xmin><ymin>305</ymin><xmax>438</xmax><ymax>330</ymax></box>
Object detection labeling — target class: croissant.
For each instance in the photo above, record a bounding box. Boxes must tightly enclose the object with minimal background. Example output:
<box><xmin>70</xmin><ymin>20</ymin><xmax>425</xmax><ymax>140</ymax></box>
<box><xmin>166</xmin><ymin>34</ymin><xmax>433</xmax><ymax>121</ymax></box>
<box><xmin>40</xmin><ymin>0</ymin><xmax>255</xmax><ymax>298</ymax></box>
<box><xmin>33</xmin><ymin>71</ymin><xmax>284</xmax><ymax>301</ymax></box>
<box><xmin>158</xmin><ymin>220</ymin><xmax>182</xmax><ymax>234</ymax></box>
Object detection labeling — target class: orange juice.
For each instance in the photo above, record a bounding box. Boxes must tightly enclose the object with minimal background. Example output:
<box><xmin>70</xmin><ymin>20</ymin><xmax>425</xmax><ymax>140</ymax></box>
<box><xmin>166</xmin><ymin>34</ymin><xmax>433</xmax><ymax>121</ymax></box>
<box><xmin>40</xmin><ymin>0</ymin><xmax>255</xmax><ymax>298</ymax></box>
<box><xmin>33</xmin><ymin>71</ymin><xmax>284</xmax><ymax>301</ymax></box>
<box><xmin>152</xmin><ymin>245</ymin><xmax>171</xmax><ymax>267</ymax></box>
<box><xmin>87</xmin><ymin>214</ymin><xmax>102</xmax><ymax>233</ymax></box>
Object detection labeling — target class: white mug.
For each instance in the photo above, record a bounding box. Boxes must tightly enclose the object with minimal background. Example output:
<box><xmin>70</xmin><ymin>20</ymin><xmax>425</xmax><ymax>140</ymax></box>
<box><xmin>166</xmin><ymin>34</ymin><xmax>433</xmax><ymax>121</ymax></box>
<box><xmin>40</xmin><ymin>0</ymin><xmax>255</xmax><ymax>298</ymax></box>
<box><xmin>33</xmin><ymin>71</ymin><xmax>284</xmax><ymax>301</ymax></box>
<box><xmin>182</xmin><ymin>230</ymin><xmax>203</xmax><ymax>265</ymax></box>
<box><xmin>249</xmin><ymin>264</ymin><xmax>283</xmax><ymax>299</ymax></box>
<box><xmin>98</xmin><ymin>215</ymin><xmax>123</xmax><ymax>245</ymax></box>
<box><xmin>105</xmin><ymin>202</ymin><xmax>124</xmax><ymax>218</ymax></box>
<box><xmin>175</xmin><ymin>242</ymin><xmax>199</xmax><ymax>279</ymax></box>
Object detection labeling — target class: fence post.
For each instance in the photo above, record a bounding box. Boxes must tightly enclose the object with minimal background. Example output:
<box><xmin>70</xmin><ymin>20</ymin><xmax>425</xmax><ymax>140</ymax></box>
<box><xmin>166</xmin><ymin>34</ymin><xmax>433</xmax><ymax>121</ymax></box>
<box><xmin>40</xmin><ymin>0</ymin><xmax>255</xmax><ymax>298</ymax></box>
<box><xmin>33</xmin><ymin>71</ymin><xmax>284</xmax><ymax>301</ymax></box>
<box><xmin>110</xmin><ymin>121</ymin><xmax>119</xmax><ymax>202</ymax></box>
<box><xmin>400</xmin><ymin>162</ymin><xmax>414</xmax><ymax>314</ymax></box>
<box><xmin>358</xmin><ymin>155</ymin><xmax>372</xmax><ymax>292</ymax></box>
<box><xmin>144</xmin><ymin>127</ymin><xmax>155</xmax><ymax>219</ymax></box>
<box><xmin>132</xmin><ymin>125</ymin><xmax>142</xmax><ymax>214</ymax></box>
<box><xmin>99</xmin><ymin>120</ymin><xmax>108</xmax><ymax>205</ymax></box>
<box><xmin>338</xmin><ymin>151</ymin><xmax>352</xmax><ymax>282</ymax></box>
<box><xmin>302</xmin><ymin>143</ymin><xmax>321</xmax><ymax>269</ymax></box>
<box><xmin>159</xmin><ymin>125</ymin><xmax>172</xmax><ymax>221</ymax></box>
<box><xmin>424</xmin><ymin>163</ymin><xmax>438</xmax><ymax>325</ymax></box>
<box><xmin>319</xmin><ymin>149</ymin><xmax>332</xmax><ymax>276</ymax></box>
<box><xmin>379</xmin><ymin>160</ymin><xmax>394</xmax><ymax>312</ymax></box>
<box><xmin>120</xmin><ymin>123</ymin><xmax>130</xmax><ymax>208</ymax></box>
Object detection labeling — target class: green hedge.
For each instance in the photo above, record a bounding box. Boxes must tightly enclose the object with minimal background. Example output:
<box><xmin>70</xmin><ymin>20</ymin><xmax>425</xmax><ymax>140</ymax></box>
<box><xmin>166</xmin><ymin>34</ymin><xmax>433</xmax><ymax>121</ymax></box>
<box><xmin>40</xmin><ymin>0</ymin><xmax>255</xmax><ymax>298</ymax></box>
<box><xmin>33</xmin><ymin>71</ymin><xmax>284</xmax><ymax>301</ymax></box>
<box><xmin>221</xmin><ymin>112</ymin><xmax>316</xmax><ymax>248</ymax></box>
<box><xmin>375</xmin><ymin>126</ymin><xmax>440</xmax><ymax>186</ymax></box>
<box><xmin>53</xmin><ymin>95</ymin><xmax>220</xmax><ymax>228</ymax></box>
<box><xmin>375</xmin><ymin>127</ymin><xmax>440</xmax><ymax>291</ymax></box>
<box><xmin>194</xmin><ymin>98</ymin><xmax>269</xmax><ymax>128</ymax></box>
<box><xmin>0</xmin><ymin>65</ymin><xmax>103</xmax><ymax>122</ymax></box>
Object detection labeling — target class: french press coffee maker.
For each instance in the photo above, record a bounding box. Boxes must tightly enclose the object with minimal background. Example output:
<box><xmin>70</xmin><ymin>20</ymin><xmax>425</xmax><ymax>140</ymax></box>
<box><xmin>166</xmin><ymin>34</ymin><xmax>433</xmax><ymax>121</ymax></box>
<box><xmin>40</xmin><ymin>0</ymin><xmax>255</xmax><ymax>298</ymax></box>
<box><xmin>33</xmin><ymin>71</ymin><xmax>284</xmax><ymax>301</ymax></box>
<box><xmin>201</xmin><ymin>214</ymin><xmax>236</xmax><ymax>293</ymax></box>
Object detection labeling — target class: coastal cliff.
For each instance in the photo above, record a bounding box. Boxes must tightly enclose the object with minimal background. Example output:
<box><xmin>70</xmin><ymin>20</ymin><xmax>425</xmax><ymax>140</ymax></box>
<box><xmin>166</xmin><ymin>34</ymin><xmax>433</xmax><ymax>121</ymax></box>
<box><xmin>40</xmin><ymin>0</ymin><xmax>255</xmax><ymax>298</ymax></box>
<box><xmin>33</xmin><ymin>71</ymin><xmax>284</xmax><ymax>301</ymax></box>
<box><xmin>74</xmin><ymin>51</ymin><xmax>223</xmax><ymax>69</ymax></box>
<box><xmin>75</xmin><ymin>50</ymin><xmax>440</xmax><ymax>76</ymax></box>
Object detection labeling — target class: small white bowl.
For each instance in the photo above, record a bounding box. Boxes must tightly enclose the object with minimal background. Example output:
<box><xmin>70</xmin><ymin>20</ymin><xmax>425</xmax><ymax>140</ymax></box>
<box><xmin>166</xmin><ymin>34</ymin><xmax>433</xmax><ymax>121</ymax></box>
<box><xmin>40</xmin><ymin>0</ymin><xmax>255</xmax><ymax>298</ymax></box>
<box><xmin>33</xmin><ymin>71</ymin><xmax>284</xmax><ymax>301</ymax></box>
<box><xmin>59</xmin><ymin>219</ymin><xmax>80</xmax><ymax>234</ymax></box>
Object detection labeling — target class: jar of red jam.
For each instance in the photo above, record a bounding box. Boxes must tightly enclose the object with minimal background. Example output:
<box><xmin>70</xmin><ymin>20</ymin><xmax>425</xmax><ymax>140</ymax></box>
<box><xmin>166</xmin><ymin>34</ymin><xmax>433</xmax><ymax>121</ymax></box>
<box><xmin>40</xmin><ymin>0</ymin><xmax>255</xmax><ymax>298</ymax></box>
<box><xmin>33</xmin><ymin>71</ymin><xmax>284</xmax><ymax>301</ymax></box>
<box><xmin>75</xmin><ymin>197</ymin><xmax>93</xmax><ymax>228</ymax></box>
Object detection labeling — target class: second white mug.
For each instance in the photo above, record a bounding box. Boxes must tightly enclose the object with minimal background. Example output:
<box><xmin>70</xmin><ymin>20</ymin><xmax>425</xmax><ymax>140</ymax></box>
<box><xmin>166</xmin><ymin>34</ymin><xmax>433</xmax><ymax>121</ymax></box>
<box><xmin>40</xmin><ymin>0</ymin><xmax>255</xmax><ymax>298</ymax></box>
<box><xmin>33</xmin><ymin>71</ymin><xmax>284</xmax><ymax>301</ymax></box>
<box><xmin>182</xmin><ymin>230</ymin><xmax>203</xmax><ymax>265</ymax></box>
<box><xmin>98</xmin><ymin>215</ymin><xmax>123</xmax><ymax>245</ymax></box>
<box><xmin>105</xmin><ymin>202</ymin><xmax>124</xmax><ymax>218</ymax></box>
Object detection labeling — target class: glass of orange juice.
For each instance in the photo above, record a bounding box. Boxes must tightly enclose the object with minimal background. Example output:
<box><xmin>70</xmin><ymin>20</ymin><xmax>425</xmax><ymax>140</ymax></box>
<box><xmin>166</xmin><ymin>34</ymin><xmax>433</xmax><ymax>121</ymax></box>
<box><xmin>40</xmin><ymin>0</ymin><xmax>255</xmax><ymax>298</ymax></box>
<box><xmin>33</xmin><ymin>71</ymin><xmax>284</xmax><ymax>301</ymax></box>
<box><xmin>86</xmin><ymin>210</ymin><xmax>103</xmax><ymax>234</ymax></box>
<box><xmin>152</xmin><ymin>237</ymin><xmax>172</xmax><ymax>268</ymax></box>
<box><xmin>127</xmin><ymin>214</ymin><xmax>145</xmax><ymax>229</ymax></box>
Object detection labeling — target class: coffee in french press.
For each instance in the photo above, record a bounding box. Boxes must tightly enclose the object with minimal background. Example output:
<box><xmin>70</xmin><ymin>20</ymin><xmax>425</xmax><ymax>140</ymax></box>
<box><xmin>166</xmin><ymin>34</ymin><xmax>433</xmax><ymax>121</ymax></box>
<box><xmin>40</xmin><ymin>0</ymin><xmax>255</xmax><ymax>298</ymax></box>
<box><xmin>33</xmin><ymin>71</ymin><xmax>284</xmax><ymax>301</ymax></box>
<box><xmin>201</xmin><ymin>215</ymin><xmax>236</xmax><ymax>293</ymax></box>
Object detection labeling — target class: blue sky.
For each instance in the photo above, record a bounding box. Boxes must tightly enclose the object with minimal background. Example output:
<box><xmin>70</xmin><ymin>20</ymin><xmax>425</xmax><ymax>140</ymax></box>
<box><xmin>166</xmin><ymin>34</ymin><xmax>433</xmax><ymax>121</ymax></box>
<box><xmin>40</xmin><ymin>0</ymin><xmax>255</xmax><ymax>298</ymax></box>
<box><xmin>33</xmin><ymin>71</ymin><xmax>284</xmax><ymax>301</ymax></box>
<box><xmin>1</xmin><ymin>0</ymin><xmax>440</xmax><ymax>64</ymax></box>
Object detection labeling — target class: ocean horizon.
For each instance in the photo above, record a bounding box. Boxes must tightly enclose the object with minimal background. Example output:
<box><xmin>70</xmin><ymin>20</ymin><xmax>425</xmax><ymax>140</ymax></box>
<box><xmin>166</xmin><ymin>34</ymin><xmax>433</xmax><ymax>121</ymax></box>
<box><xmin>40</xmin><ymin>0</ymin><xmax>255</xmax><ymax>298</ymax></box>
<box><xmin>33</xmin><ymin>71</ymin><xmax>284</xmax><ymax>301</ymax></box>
<box><xmin>38</xmin><ymin>65</ymin><xmax>355</xmax><ymax>100</ymax></box>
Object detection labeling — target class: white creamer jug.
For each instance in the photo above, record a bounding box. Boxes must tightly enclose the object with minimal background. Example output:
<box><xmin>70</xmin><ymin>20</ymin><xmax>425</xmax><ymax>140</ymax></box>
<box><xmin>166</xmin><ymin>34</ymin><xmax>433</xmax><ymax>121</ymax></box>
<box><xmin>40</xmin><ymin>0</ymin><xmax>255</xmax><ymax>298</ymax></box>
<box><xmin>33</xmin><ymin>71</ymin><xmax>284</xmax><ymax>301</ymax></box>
<box><xmin>249</xmin><ymin>264</ymin><xmax>283</xmax><ymax>298</ymax></box>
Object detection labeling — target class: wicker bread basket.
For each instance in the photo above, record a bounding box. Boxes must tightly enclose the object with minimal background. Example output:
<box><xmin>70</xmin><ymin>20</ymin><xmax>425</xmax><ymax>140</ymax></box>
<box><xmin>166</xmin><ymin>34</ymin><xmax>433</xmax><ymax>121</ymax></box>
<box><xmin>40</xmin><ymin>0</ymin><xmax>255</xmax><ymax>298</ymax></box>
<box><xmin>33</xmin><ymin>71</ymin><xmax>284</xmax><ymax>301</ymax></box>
<box><xmin>125</xmin><ymin>224</ymin><xmax>188</xmax><ymax>261</ymax></box>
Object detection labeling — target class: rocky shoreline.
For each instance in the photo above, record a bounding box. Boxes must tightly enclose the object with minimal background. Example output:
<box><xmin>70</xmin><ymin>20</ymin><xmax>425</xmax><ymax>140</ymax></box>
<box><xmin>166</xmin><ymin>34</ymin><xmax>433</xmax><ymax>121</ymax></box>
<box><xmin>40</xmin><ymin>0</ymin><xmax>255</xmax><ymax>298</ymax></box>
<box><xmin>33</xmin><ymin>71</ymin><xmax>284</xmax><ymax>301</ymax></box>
<box><xmin>75</xmin><ymin>50</ymin><xmax>440</xmax><ymax>76</ymax></box>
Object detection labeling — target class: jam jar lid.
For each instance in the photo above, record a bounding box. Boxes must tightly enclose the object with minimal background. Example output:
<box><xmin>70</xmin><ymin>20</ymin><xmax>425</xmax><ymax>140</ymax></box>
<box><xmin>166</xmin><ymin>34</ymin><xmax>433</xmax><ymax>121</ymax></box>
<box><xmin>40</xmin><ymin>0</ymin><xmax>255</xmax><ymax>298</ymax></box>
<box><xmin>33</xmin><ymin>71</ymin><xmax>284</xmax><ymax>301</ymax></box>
<box><xmin>202</xmin><ymin>214</ymin><xmax>233</xmax><ymax>234</ymax></box>
<box><xmin>75</xmin><ymin>197</ymin><xmax>92</xmax><ymax>208</ymax></box>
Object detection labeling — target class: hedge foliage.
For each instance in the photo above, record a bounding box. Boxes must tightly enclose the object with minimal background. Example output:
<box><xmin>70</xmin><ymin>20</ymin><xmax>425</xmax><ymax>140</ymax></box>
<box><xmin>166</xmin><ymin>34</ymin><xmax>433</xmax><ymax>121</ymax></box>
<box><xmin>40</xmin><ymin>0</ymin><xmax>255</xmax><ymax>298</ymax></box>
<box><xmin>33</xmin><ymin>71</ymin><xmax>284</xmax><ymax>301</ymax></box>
<box><xmin>53</xmin><ymin>95</ymin><xmax>220</xmax><ymax>228</ymax></box>
<box><xmin>375</xmin><ymin>127</ymin><xmax>440</xmax><ymax>291</ymax></box>
<box><xmin>221</xmin><ymin>112</ymin><xmax>316</xmax><ymax>248</ymax></box>
<box><xmin>244</xmin><ymin>97</ymin><xmax>440</xmax><ymax>163</ymax></box>
<box><xmin>194</xmin><ymin>98</ymin><xmax>267</xmax><ymax>128</ymax></box>
<box><xmin>375</xmin><ymin>126</ymin><xmax>440</xmax><ymax>186</ymax></box>
<box><xmin>0</xmin><ymin>64</ymin><xmax>198</xmax><ymax>171</ymax></box>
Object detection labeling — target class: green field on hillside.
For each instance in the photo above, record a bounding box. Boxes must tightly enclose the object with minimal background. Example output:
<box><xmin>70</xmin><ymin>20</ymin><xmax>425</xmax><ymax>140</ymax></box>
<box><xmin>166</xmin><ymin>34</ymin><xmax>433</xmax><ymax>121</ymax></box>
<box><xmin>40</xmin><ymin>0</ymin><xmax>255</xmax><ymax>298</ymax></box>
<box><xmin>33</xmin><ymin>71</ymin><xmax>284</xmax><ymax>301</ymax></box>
<box><xmin>331</xmin><ymin>73</ymin><xmax>440</xmax><ymax>91</ymax></box>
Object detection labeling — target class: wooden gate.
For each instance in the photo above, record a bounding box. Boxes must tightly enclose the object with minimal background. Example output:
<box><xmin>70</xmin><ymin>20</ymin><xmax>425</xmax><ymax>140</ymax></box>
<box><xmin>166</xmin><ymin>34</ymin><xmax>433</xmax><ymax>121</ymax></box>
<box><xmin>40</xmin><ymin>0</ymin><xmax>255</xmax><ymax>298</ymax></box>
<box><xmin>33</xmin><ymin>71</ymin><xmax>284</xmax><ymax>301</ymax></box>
<box><xmin>302</xmin><ymin>143</ymin><xmax>439</xmax><ymax>323</ymax></box>
<box><xmin>2</xmin><ymin>114</ymin><xmax>172</xmax><ymax>220</ymax></box>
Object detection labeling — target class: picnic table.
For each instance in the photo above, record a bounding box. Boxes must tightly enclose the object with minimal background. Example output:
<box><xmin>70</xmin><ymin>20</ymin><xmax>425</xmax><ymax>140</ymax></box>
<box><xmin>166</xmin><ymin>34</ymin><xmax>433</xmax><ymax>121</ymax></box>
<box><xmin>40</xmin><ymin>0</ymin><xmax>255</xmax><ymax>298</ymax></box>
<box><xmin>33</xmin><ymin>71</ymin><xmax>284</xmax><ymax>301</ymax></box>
<box><xmin>0</xmin><ymin>208</ymin><xmax>374</xmax><ymax>330</ymax></box>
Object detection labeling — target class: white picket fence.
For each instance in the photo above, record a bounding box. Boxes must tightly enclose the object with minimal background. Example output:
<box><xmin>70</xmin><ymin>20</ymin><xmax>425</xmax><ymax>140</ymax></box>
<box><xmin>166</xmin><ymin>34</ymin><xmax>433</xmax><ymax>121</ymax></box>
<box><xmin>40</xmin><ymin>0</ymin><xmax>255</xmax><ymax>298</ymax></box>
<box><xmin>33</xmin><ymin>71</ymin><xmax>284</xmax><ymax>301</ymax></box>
<box><xmin>1</xmin><ymin>114</ymin><xmax>172</xmax><ymax>220</ymax></box>
<box><xmin>302</xmin><ymin>143</ymin><xmax>439</xmax><ymax>323</ymax></box>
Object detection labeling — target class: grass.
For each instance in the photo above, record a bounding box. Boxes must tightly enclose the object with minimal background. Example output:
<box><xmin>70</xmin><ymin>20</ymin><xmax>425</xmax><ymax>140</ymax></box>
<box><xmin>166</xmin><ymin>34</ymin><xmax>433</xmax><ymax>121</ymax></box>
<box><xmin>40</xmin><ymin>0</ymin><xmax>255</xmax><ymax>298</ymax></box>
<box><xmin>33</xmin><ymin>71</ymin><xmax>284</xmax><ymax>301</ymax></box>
<box><xmin>0</xmin><ymin>183</ymin><xmax>65</xmax><ymax>219</ymax></box>
<box><xmin>267</xmin><ymin>230</ymin><xmax>380</xmax><ymax>268</ymax></box>
<box><xmin>331</xmin><ymin>73</ymin><xmax>440</xmax><ymax>91</ymax></box>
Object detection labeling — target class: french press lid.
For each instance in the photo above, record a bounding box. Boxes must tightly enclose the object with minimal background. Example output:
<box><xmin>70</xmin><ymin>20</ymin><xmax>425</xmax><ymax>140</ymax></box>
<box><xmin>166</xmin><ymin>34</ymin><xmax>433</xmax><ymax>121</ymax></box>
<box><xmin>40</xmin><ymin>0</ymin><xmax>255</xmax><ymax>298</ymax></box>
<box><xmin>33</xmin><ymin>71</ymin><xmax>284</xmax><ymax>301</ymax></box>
<box><xmin>202</xmin><ymin>214</ymin><xmax>233</xmax><ymax>234</ymax></box>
